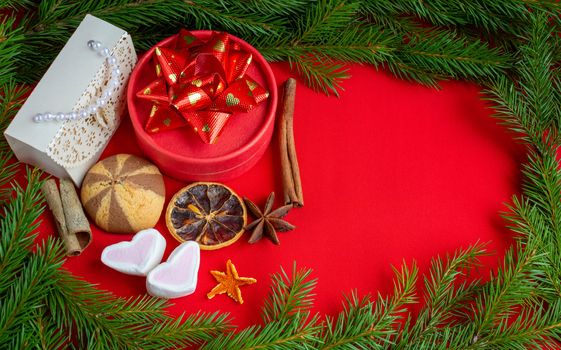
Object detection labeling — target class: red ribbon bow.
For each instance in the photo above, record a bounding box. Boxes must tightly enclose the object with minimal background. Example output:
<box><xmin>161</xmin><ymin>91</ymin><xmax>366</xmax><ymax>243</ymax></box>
<box><xmin>136</xmin><ymin>30</ymin><xmax>269</xmax><ymax>144</ymax></box>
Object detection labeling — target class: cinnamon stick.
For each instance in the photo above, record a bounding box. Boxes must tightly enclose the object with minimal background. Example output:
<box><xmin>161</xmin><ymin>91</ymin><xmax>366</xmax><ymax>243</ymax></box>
<box><xmin>59</xmin><ymin>179</ymin><xmax>92</xmax><ymax>254</ymax></box>
<box><xmin>41</xmin><ymin>179</ymin><xmax>82</xmax><ymax>256</ymax></box>
<box><xmin>279</xmin><ymin>78</ymin><xmax>304</xmax><ymax>207</ymax></box>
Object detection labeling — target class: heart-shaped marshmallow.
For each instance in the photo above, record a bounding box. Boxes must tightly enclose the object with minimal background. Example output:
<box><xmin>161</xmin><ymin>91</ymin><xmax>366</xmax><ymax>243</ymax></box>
<box><xmin>146</xmin><ymin>241</ymin><xmax>200</xmax><ymax>299</ymax></box>
<box><xmin>101</xmin><ymin>228</ymin><xmax>166</xmax><ymax>276</ymax></box>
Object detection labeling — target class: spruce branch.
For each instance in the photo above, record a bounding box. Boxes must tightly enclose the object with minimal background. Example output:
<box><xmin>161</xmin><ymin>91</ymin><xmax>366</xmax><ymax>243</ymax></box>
<box><xmin>0</xmin><ymin>16</ymin><xmax>24</xmax><ymax>87</ymax></box>
<box><xmin>360</xmin><ymin>0</ymin><xmax>539</xmax><ymax>36</ymax></box>
<box><xmin>288</xmin><ymin>55</ymin><xmax>349</xmax><ymax>96</ymax></box>
<box><xmin>294</xmin><ymin>0</ymin><xmax>360</xmax><ymax>45</ymax></box>
<box><xmin>0</xmin><ymin>0</ymin><xmax>34</xmax><ymax>10</ymax></box>
<box><xmin>395</xmin><ymin>244</ymin><xmax>488</xmax><ymax>349</ymax></box>
<box><xmin>504</xmin><ymin>197</ymin><xmax>561</xmax><ymax>300</ymax></box>
<box><xmin>0</xmin><ymin>82</ymin><xmax>27</xmax><ymax>203</ymax></box>
<box><xmin>31</xmin><ymin>313</ymin><xmax>67</xmax><ymax>350</ymax></box>
<box><xmin>485</xmin><ymin>75</ymin><xmax>544</xmax><ymax>146</ymax></box>
<box><xmin>258</xmin><ymin>25</ymin><xmax>397</xmax><ymax>66</ymax></box>
<box><xmin>471</xmin><ymin>300</ymin><xmax>561</xmax><ymax>349</ymax></box>
<box><xmin>4</xmin><ymin>309</ymin><xmax>66</xmax><ymax>349</ymax></box>
<box><xmin>521</xmin><ymin>149</ymin><xmax>561</xmax><ymax>237</ymax></box>
<box><xmin>9</xmin><ymin>0</ymin><xmax>529</xmax><ymax>94</ymax></box>
<box><xmin>201</xmin><ymin>314</ymin><xmax>322</xmax><ymax>350</ymax></box>
<box><xmin>320</xmin><ymin>293</ymin><xmax>390</xmax><ymax>350</ymax></box>
<box><xmin>262</xmin><ymin>263</ymin><xmax>317</xmax><ymax>323</ymax></box>
<box><xmin>202</xmin><ymin>264</ymin><xmax>322</xmax><ymax>349</ymax></box>
<box><xmin>0</xmin><ymin>81</ymin><xmax>28</xmax><ymax>151</ymax></box>
<box><xmin>46</xmin><ymin>269</ymin><xmax>231</xmax><ymax>349</ymax></box>
<box><xmin>423</xmin><ymin>243</ymin><xmax>487</xmax><ymax>309</ymax></box>
<box><xmin>318</xmin><ymin>263</ymin><xmax>417</xmax><ymax>350</ymax></box>
<box><xmin>15</xmin><ymin>0</ymin><xmax>283</xmax><ymax>82</ymax></box>
<box><xmin>421</xmin><ymin>243</ymin><xmax>487</xmax><ymax>321</ymax></box>
<box><xmin>472</xmin><ymin>242</ymin><xmax>542</xmax><ymax>335</ymax></box>
<box><xmin>2</xmin><ymin>2</ymin><xmax>561</xmax><ymax>349</ymax></box>
<box><xmin>394</xmin><ymin>28</ymin><xmax>510</xmax><ymax>83</ymax></box>
<box><xmin>215</xmin><ymin>0</ymin><xmax>309</xmax><ymax>18</ymax></box>
<box><xmin>0</xmin><ymin>168</ymin><xmax>44</xmax><ymax>295</ymax></box>
<box><xmin>518</xmin><ymin>13</ymin><xmax>558</xmax><ymax>130</ymax></box>
<box><xmin>0</xmin><ymin>237</ymin><xmax>64</xmax><ymax>348</ymax></box>
<box><xmin>182</xmin><ymin>0</ymin><xmax>285</xmax><ymax>38</ymax></box>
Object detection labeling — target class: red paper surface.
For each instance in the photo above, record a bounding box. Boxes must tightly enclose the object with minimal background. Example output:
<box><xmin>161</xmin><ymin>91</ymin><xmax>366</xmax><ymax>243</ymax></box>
<box><xmin>33</xmin><ymin>62</ymin><xmax>525</xmax><ymax>329</ymax></box>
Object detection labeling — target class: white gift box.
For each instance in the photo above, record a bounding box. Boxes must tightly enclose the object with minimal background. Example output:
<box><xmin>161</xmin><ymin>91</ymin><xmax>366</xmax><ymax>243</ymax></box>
<box><xmin>5</xmin><ymin>15</ymin><xmax>137</xmax><ymax>186</ymax></box>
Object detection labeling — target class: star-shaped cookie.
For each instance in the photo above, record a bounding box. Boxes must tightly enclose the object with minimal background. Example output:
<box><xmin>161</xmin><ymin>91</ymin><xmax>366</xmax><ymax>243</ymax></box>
<box><xmin>207</xmin><ymin>259</ymin><xmax>256</xmax><ymax>304</ymax></box>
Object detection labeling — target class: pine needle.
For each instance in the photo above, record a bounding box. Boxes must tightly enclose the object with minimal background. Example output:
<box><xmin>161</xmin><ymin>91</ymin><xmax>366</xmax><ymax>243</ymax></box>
<box><xmin>262</xmin><ymin>263</ymin><xmax>317</xmax><ymax>323</ymax></box>
<box><xmin>2</xmin><ymin>2</ymin><xmax>561</xmax><ymax>349</ymax></box>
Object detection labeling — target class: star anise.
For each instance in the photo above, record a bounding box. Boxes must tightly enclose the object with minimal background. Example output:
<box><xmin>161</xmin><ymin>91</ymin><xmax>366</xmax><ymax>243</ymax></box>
<box><xmin>243</xmin><ymin>192</ymin><xmax>295</xmax><ymax>244</ymax></box>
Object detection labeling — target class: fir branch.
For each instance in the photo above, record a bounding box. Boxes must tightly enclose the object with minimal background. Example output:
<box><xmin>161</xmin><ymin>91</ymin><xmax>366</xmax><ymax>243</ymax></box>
<box><xmin>0</xmin><ymin>168</ymin><xmax>44</xmax><ymax>295</ymax></box>
<box><xmin>422</xmin><ymin>243</ymin><xmax>487</xmax><ymax>319</ymax></box>
<box><xmin>10</xmin><ymin>0</ymin><xmax>523</xmax><ymax>93</ymax></box>
<box><xmin>360</xmin><ymin>0</ymin><xmax>537</xmax><ymax>36</ymax></box>
<box><xmin>294</xmin><ymin>0</ymin><xmax>360</xmax><ymax>45</ymax></box>
<box><xmin>288</xmin><ymin>55</ymin><xmax>349</xmax><ymax>96</ymax></box>
<box><xmin>15</xmin><ymin>0</ymin><xmax>284</xmax><ymax>83</ymax></box>
<box><xmin>46</xmin><ymin>269</ymin><xmax>230</xmax><ymax>349</ymax></box>
<box><xmin>0</xmin><ymin>16</ymin><xmax>24</xmax><ymax>87</ymax></box>
<box><xmin>258</xmin><ymin>25</ymin><xmax>397</xmax><ymax>66</ymax></box>
<box><xmin>215</xmin><ymin>0</ymin><xmax>309</xmax><ymax>18</ymax></box>
<box><xmin>0</xmin><ymin>0</ymin><xmax>34</xmax><ymax>10</ymax></box>
<box><xmin>138</xmin><ymin>311</ymin><xmax>232</xmax><ymax>347</ymax></box>
<box><xmin>31</xmin><ymin>313</ymin><xmax>67</xmax><ymax>350</ymax></box>
<box><xmin>395</xmin><ymin>244</ymin><xmax>488</xmax><ymax>349</ymax></box>
<box><xmin>183</xmin><ymin>0</ymin><xmax>285</xmax><ymax>38</ymax></box>
<box><xmin>485</xmin><ymin>12</ymin><xmax>561</xmax><ymax>145</ymax></box>
<box><xmin>321</xmin><ymin>294</ymin><xmax>391</xmax><ymax>350</ymax></box>
<box><xmin>0</xmin><ymin>81</ymin><xmax>28</xmax><ymax>151</ymax></box>
<box><xmin>318</xmin><ymin>263</ymin><xmax>417</xmax><ymax>350</ymax></box>
<box><xmin>0</xmin><ymin>82</ymin><xmax>27</xmax><ymax>203</ymax></box>
<box><xmin>262</xmin><ymin>263</ymin><xmax>317</xmax><ymax>323</ymax></box>
<box><xmin>394</xmin><ymin>28</ymin><xmax>510</xmax><ymax>83</ymax></box>
<box><xmin>0</xmin><ymin>154</ymin><xmax>17</xmax><ymax>205</ymax></box>
<box><xmin>484</xmin><ymin>75</ymin><xmax>545</xmax><ymax>146</ymax></box>
<box><xmin>518</xmin><ymin>13</ymin><xmax>559</xmax><ymax>130</ymax></box>
<box><xmin>34</xmin><ymin>0</ymin><xmax>184</xmax><ymax>29</ymax></box>
<box><xmin>472</xmin><ymin>243</ymin><xmax>542</xmax><ymax>335</ymax></box>
<box><xmin>465</xmin><ymin>300</ymin><xmax>561</xmax><ymax>349</ymax></box>
<box><xmin>505</xmin><ymin>197</ymin><xmax>561</xmax><ymax>300</ymax></box>
<box><xmin>2</xmin><ymin>2</ymin><xmax>561</xmax><ymax>349</ymax></box>
<box><xmin>203</xmin><ymin>264</ymin><xmax>322</xmax><ymax>349</ymax></box>
<box><xmin>0</xmin><ymin>237</ymin><xmax>64</xmax><ymax>348</ymax></box>
<box><xmin>16</xmin><ymin>0</ymin><xmax>189</xmax><ymax>82</ymax></box>
<box><xmin>257</xmin><ymin>25</ymin><xmax>396</xmax><ymax>94</ymax></box>
<box><xmin>201</xmin><ymin>314</ymin><xmax>322</xmax><ymax>350</ymax></box>
<box><xmin>521</xmin><ymin>149</ymin><xmax>561</xmax><ymax>237</ymax></box>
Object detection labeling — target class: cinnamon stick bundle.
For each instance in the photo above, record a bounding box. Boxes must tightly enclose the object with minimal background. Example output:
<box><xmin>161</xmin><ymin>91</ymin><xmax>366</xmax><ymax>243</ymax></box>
<box><xmin>279</xmin><ymin>78</ymin><xmax>304</xmax><ymax>207</ymax></box>
<box><xmin>42</xmin><ymin>179</ymin><xmax>92</xmax><ymax>256</ymax></box>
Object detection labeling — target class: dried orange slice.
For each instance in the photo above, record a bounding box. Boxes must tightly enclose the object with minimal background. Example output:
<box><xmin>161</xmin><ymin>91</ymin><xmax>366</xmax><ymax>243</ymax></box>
<box><xmin>166</xmin><ymin>182</ymin><xmax>247</xmax><ymax>250</ymax></box>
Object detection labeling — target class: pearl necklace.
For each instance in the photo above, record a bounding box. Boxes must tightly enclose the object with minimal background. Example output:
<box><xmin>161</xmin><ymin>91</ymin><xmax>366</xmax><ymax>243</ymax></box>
<box><xmin>33</xmin><ymin>40</ymin><xmax>121</xmax><ymax>123</ymax></box>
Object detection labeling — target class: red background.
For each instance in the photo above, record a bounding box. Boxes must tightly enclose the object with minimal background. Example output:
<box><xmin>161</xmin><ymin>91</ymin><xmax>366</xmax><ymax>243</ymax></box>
<box><xmin>34</xmin><ymin>62</ymin><xmax>525</xmax><ymax>329</ymax></box>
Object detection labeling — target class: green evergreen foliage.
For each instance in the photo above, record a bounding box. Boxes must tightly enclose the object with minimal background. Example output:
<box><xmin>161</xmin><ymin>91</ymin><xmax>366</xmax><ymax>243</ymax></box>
<box><xmin>1</xmin><ymin>1</ymin><xmax>561</xmax><ymax>349</ymax></box>
<box><xmin>0</xmin><ymin>83</ymin><xmax>230</xmax><ymax>349</ymax></box>
<box><xmin>1</xmin><ymin>0</ymin><xmax>526</xmax><ymax>94</ymax></box>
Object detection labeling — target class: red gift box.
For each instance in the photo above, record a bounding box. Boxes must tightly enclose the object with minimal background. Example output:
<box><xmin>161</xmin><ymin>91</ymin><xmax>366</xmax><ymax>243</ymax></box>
<box><xmin>127</xmin><ymin>30</ymin><xmax>277</xmax><ymax>181</ymax></box>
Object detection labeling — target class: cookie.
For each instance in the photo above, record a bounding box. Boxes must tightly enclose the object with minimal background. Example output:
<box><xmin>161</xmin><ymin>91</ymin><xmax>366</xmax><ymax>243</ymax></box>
<box><xmin>81</xmin><ymin>154</ymin><xmax>165</xmax><ymax>233</ymax></box>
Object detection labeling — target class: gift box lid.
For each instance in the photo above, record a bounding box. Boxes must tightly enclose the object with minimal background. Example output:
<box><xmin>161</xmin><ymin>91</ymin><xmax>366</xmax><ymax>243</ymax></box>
<box><xmin>127</xmin><ymin>31</ymin><xmax>278</xmax><ymax>181</ymax></box>
<box><xmin>5</xmin><ymin>15</ymin><xmax>135</xmax><ymax>185</ymax></box>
